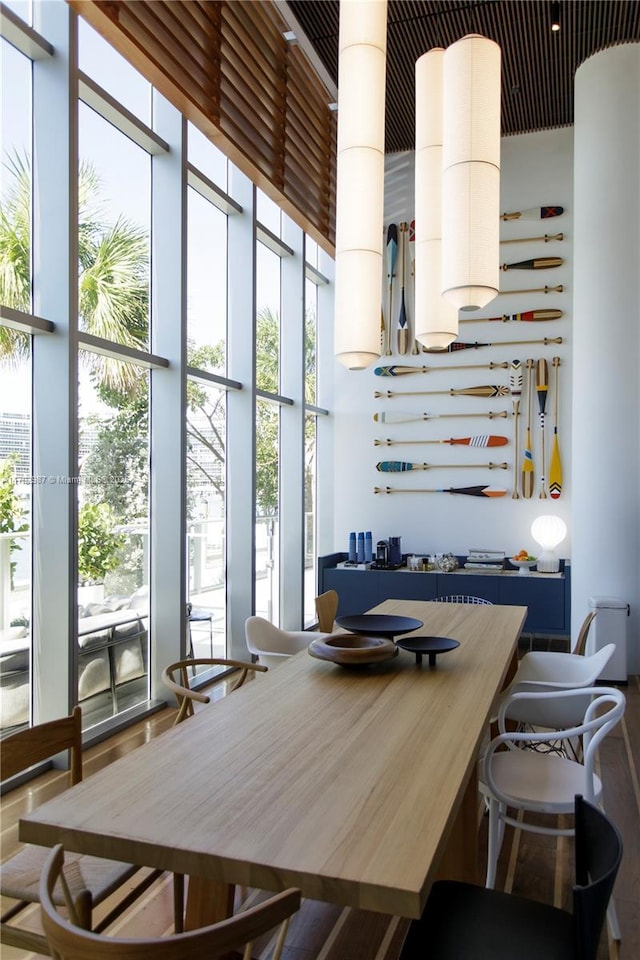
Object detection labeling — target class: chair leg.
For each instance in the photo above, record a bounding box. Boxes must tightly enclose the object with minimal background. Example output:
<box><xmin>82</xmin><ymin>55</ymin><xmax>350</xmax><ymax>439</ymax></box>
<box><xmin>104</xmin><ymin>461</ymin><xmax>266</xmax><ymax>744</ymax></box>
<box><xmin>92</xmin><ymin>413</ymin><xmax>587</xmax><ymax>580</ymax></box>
<box><xmin>607</xmin><ymin>898</ymin><xmax>621</xmax><ymax>941</ymax></box>
<box><xmin>173</xmin><ymin>874</ymin><xmax>185</xmax><ymax>933</ymax></box>
<box><xmin>485</xmin><ymin>798</ymin><xmax>505</xmax><ymax>889</ymax></box>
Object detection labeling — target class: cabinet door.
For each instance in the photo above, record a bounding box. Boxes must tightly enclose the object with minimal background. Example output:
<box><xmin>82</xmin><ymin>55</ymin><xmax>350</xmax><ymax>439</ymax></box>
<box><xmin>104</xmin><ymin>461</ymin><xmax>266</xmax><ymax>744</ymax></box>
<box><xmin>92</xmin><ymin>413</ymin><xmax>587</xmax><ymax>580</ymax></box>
<box><xmin>381</xmin><ymin>572</ymin><xmax>438</xmax><ymax>601</ymax></box>
<box><xmin>436</xmin><ymin>574</ymin><xmax>500</xmax><ymax>604</ymax></box>
<box><xmin>499</xmin><ymin>576</ymin><xmax>566</xmax><ymax>633</ymax></box>
<box><xmin>323</xmin><ymin>570</ymin><xmax>380</xmax><ymax>616</ymax></box>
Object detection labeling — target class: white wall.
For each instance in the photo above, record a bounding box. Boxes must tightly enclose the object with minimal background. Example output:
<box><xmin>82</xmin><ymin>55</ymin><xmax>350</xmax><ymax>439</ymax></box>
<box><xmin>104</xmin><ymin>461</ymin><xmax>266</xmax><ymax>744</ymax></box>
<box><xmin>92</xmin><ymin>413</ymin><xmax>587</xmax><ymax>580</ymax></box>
<box><xmin>333</xmin><ymin>128</ymin><xmax>573</xmax><ymax>564</ymax></box>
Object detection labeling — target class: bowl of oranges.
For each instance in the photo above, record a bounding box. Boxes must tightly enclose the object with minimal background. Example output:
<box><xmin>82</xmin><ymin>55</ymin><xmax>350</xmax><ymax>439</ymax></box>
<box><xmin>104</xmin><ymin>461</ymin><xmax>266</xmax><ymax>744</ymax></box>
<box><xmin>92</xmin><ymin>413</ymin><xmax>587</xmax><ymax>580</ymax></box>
<box><xmin>510</xmin><ymin>550</ymin><xmax>537</xmax><ymax>575</ymax></box>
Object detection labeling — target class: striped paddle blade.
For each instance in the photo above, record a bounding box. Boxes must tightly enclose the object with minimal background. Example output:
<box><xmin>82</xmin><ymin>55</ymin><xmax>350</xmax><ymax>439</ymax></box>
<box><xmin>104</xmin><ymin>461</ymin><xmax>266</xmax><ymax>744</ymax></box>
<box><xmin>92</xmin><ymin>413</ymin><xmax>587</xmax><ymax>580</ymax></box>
<box><xmin>448</xmin><ymin>435</ymin><xmax>508</xmax><ymax>447</ymax></box>
<box><xmin>549</xmin><ymin>433</ymin><xmax>562</xmax><ymax>499</ymax></box>
<box><xmin>501</xmin><ymin>206</ymin><xmax>564</xmax><ymax>221</ymax></box>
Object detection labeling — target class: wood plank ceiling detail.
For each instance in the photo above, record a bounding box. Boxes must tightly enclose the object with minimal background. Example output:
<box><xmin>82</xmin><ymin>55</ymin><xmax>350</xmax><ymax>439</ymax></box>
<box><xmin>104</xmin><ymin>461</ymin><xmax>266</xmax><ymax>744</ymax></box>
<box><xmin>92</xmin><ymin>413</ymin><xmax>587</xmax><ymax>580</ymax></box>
<box><xmin>287</xmin><ymin>0</ymin><xmax>640</xmax><ymax>154</ymax></box>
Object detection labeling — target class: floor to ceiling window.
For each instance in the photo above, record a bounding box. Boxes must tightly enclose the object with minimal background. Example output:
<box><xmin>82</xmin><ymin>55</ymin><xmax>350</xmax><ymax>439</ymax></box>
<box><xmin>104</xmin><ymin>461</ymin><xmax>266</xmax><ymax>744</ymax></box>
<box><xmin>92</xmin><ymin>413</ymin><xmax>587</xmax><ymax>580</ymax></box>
<box><xmin>0</xmin><ymin>0</ymin><xmax>334</xmax><ymax>740</ymax></box>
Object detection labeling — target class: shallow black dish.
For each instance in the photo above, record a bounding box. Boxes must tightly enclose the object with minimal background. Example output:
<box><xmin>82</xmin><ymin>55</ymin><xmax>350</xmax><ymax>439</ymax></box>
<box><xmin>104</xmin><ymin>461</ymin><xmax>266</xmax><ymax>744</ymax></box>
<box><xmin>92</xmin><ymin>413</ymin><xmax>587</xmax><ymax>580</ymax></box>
<box><xmin>335</xmin><ymin>614</ymin><xmax>423</xmax><ymax>639</ymax></box>
<box><xmin>395</xmin><ymin>635</ymin><xmax>460</xmax><ymax>666</ymax></box>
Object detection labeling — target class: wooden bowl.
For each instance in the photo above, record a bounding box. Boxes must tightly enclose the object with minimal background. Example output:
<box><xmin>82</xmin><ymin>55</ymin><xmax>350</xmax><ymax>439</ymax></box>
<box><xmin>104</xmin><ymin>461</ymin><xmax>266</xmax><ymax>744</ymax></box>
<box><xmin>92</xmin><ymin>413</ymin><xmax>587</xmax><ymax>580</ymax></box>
<box><xmin>308</xmin><ymin>633</ymin><xmax>399</xmax><ymax>666</ymax></box>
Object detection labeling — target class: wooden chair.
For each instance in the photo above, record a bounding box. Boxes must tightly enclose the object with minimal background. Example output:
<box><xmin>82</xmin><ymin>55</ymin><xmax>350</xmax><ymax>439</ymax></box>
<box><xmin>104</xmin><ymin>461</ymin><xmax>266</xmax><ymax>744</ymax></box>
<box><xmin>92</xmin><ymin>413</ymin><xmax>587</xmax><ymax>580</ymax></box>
<box><xmin>573</xmin><ymin>609</ymin><xmax>597</xmax><ymax>656</ymax></box>
<box><xmin>161</xmin><ymin>658</ymin><xmax>267</xmax><ymax>726</ymax></box>
<box><xmin>399</xmin><ymin>795</ymin><xmax>622</xmax><ymax>960</ymax></box>
<box><xmin>40</xmin><ymin>843</ymin><xmax>301</xmax><ymax>960</ymax></box>
<box><xmin>434</xmin><ymin>595</ymin><xmax>493</xmax><ymax>605</ymax></box>
<box><xmin>314</xmin><ymin>589</ymin><xmax>339</xmax><ymax>632</ymax></box>
<box><xmin>0</xmin><ymin>707</ymin><xmax>165</xmax><ymax>955</ymax></box>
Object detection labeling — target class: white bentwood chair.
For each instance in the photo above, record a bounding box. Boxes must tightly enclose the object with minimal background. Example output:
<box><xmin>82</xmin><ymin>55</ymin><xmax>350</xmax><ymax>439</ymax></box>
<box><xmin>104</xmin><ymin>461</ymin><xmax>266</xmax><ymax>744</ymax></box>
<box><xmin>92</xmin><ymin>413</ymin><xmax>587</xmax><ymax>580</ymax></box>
<box><xmin>480</xmin><ymin>684</ymin><xmax>625</xmax><ymax>938</ymax></box>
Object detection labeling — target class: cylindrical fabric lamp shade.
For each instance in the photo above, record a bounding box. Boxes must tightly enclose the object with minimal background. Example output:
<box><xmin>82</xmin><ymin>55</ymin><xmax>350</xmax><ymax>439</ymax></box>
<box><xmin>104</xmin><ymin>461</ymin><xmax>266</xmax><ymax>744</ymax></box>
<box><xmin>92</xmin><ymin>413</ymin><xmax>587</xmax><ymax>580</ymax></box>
<box><xmin>442</xmin><ymin>35</ymin><xmax>501</xmax><ymax>312</ymax></box>
<box><xmin>334</xmin><ymin>0</ymin><xmax>387</xmax><ymax>369</ymax></box>
<box><xmin>414</xmin><ymin>48</ymin><xmax>458</xmax><ymax>351</ymax></box>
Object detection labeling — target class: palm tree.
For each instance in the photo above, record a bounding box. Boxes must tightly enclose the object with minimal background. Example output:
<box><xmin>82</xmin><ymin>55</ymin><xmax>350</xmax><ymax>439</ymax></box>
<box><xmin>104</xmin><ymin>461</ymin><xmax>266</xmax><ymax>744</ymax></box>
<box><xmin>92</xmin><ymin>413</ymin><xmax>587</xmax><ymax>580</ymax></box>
<box><xmin>1</xmin><ymin>152</ymin><xmax>149</xmax><ymax>392</ymax></box>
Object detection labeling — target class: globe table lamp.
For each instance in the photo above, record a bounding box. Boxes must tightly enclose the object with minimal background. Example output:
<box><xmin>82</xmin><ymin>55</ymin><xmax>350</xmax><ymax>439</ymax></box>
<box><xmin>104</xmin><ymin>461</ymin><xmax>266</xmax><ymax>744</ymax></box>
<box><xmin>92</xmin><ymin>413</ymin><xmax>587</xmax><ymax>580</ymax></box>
<box><xmin>531</xmin><ymin>515</ymin><xmax>567</xmax><ymax>573</ymax></box>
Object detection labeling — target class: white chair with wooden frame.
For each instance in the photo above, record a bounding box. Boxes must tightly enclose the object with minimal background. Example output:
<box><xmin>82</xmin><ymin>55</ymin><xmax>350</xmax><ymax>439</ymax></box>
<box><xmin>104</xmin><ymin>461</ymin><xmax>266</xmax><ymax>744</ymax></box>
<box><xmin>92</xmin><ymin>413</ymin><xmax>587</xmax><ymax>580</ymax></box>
<box><xmin>40</xmin><ymin>843</ymin><xmax>301</xmax><ymax>960</ymax></box>
<box><xmin>0</xmin><ymin>707</ymin><xmax>167</xmax><ymax>955</ymax></box>
<box><xmin>245</xmin><ymin>617</ymin><xmax>326</xmax><ymax>669</ymax></box>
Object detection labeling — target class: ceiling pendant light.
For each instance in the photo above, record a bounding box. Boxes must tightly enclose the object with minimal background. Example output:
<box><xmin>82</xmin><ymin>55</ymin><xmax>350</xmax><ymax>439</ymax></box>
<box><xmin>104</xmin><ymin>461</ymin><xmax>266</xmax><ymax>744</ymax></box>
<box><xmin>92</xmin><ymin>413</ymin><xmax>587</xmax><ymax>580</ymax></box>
<box><xmin>334</xmin><ymin>0</ymin><xmax>387</xmax><ymax>370</ymax></box>
<box><xmin>414</xmin><ymin>48</ymin><xmax>458</xmax><ymax>351</ymax></box>
<box><xmin>441</xmin><ymin>34</ymin><xmax>501</xmax><ymax>312</ymax></box>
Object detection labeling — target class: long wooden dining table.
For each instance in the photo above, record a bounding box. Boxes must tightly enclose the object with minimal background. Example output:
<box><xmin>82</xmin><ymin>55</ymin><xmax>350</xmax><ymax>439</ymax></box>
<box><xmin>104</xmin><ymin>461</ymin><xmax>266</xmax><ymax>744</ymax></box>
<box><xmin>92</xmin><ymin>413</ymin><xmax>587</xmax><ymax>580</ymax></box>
<box><xmin>20</xmin><ymin>598</ymin><xmax>526</xmax><ymax>928</ymax></box>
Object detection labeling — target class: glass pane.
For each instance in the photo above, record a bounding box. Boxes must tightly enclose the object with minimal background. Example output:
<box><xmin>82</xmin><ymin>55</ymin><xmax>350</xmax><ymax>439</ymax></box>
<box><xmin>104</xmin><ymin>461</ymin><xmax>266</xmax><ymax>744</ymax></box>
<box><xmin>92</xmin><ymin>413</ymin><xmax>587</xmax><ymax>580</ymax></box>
<box><xmin>187</xmin><ymin>188</ymin><xmax>227</xmax><ymax>372</ymax></box>
<box><xmin>0</xmin><ymin>352</ymin><xmax>32</xmax><ymax>736</ymax></box>
<box><xmin>188</xmin><ymin>122</ymin><xmax>228</xmax><ymax>190</ymax></box>
<box><xmin>255</xmin><ymin>399</ymin><xmax>279</xmax><ymax>625</ymax></box>
<box><xmin>1</xmin><ymin>38</ymin><xmax>32</xmax><ymax>314</ymax></box>
<box><xmin>305</xmin><ymin>277</ymin><xmax>318</xmax><ymax>406</ymax></box>
<box><xmin>78</xmin><ymin>18</ymin><xmax>151</xmax><ymax>124</ymax></box>
<box><xmin>256</xmin><ymin>244</ymin><xmax>280</xmax><ymax>391</ymax></box>
<box><xmin>306</xmin><ymin>236</ymin><xmax>319</xmax><ymax>270</ymax></box>
<box><xmin>186</xmin><ymin>380</ymin><xmax>226</xmax><ymax>660</ymax></box>
<box><xmin>303</xmin><ymin>413</ymin><xmax>317</xmax><ymax>628</ymax></box>
<box><xmin>77</xmin><ymin>353</ymin><xmax>150</xmax><ymax>730</ymax></box>
<box><xmin>4</xmin><ymin>1</ymin><xmax>31</xmax><ymax>25</ymax></box>
<box><xmin>78</xmin><ymin>102</ymin><xmax>150</xmax><ymax>350</ymax></box>
<box><xmin>256</xmin><ymin>188</ymin><xmax>281</xmax><ymax>237</ymax></box>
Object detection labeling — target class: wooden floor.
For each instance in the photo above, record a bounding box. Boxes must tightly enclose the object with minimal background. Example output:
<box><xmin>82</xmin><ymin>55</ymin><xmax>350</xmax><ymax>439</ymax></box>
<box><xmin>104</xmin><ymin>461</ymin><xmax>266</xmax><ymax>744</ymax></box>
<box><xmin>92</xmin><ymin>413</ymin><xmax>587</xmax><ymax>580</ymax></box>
<box><xmin>2</xmin><ymin>674</ymin><xmax>638</xmax><ymax>960</ymax></box>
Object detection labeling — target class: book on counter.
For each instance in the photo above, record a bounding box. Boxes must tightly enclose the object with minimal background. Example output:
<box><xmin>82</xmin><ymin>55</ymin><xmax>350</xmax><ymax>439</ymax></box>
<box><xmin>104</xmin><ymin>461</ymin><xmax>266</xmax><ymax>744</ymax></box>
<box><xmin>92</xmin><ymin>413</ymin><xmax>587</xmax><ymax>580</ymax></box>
<box><xmin>465</xmin><ymin>548</ymin><xmax>505</xmax><ymax>571</ymax></box>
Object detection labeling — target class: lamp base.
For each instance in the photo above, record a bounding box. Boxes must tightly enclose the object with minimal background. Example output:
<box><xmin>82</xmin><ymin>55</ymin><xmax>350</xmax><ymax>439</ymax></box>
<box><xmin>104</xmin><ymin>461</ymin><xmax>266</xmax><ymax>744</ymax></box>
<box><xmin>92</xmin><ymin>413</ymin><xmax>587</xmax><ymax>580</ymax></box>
<box><xmin>535</xmin><ymin>551</ymin><xmax>560</xmax><ymax>574</ymax></box>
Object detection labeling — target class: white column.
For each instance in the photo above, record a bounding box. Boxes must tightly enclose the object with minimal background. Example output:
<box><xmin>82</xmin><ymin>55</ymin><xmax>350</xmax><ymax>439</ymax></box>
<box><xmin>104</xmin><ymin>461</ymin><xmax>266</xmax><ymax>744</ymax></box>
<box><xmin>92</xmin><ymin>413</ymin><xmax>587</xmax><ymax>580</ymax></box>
<box><xmin>571</xmin><ymin>44</ymin><xmax>640</xmax><ymax>673</ymax></box>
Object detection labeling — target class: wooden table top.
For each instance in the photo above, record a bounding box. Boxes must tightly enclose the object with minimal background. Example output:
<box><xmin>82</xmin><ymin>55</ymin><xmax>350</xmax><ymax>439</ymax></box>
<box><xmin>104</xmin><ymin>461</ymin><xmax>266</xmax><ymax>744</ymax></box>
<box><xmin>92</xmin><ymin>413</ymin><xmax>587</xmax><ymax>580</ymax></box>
<box><xmin>20</xmin><ymin>598</ymin><xmax>526</xmax><ymax>919</ymax></box>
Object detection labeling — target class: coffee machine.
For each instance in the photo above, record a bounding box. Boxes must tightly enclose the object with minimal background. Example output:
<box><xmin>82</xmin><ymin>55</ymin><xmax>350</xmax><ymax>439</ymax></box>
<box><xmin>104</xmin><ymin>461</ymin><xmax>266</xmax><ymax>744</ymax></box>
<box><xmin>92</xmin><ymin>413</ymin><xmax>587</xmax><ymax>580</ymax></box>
<box><xmin>373</xmin><ymin>537</ymin><xmax>402</xmax><ymax>570</ymax></box>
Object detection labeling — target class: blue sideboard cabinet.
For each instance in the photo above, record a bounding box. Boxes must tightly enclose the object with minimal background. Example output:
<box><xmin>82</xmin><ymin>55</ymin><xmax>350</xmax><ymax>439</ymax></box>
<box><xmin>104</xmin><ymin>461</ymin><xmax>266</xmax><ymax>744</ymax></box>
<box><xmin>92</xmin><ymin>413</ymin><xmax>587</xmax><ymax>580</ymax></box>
<box><xmin>318</xmin><ymin>554</ymin><xmax>571</xmax><ymax>638</ymax></box>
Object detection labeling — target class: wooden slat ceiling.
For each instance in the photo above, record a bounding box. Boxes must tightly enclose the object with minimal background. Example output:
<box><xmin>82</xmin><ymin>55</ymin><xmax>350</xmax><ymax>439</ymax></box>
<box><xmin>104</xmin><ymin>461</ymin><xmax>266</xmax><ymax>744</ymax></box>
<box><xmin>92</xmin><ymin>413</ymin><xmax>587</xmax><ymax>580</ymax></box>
<box><xmin>287</xmin><ymin>0</ymin><xmax>640</xmax><ymax>153</ymax></box>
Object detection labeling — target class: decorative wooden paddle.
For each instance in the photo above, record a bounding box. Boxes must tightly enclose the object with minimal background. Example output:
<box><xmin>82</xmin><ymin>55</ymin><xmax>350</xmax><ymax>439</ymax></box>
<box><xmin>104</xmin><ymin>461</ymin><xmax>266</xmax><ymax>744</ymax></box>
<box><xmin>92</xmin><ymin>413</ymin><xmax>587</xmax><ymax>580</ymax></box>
<box><xmin>374</xmin><ymin>410</ymin><xmax>508</xmax><ymax>424</ymax></box>
<box><xmin>499</xmin><ymin>284</ymin><xmax>563</xmax><ymax>296</ymax></box>
<box><xmin>549</xmin><ymin>356</ymin><xmax>562</xmax><ymax>499</ymax></box>
<box><xmin>422</xmin><ymin>336</ymin><xmax>563</xmax><ymax>354</ymax></box>
<box><xmin>408</xmin><ymin>220</ymin><xmax>419</xmax><ymax>355</ymax></box>
<box><xmin>397</xmin><ymin>222</ymin><xmax>409</xmax><ymax>355</ymax></box>
<box><xmin>500</xmin><ymin>233</ymin><xmax>563</xmax><ymax>245</ymax></box>
<box><xmin>374</xmin><ymin>435</ymin><xmax>509</xmax><ymax>447</ymax></box>
<box><xmin>374</xmin><ymin>484</ymin><xmax>508</xmax><ymax>497</ymax></box>
<box><xmin>376</xmin><ymin>460</ymin><xmax>508</xmax><ymax>472</ymax></box>
<box><xmin>536</xmin><ymin>358</ymin><xmax>549</xmax><ymax>499</ymax></box>
<box><xmin>501</xmin><ymin>206</ymin><xmax>564</xmax><ymax>221</ymax></box>
<box><xmin>374</xmin><ymin>385</ymin><xmax>510</xmax><ymax>400</ymax></box>
<box><xmin>502</xmin><ymin>257</ymin><xmax>563</xmax><ymax>271</ymax></box>
<box><xmin>459</xmin><ymin>310</ymin><xmax>563</xmax><ymax>324</ymax></box>
<box><xmin>522</xmin><ymin>359</ymin><xmax>535</xmax><ymax>498</ymax></box>
<box><xmin>510</xmin><ymin>360</ymin><xmax>523</xmax><ymax>500</ymax></box>
<box><xmin>385</xmin><ymin>224</ymin><xmax>398</xmax><ymax>356</ymax></box>
<box><xmin>375</xmin><ymin>361</ymin><xmax>508</xmax><ymax>376</ymax></box>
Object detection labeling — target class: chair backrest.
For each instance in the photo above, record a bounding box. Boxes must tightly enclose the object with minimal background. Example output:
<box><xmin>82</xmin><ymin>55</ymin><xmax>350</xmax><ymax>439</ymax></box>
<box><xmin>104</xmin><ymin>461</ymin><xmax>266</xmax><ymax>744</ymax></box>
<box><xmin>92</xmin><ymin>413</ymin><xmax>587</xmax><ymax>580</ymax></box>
<box><xmin>572</xmin><ymin>795</ymin><xmax>623</xmax><ymax>960</ymax></box>
<box><xmin>315</xmin><ymin>590</ymin><xmax>339</xmax><ymax>632</ymax></box>
<box><xmin>161</xmin><ymin>658</ymin><xmax>267</xmax><ymax>725</ymax></box>
<box><xmin>40</xmin><ymin>843</ymin><xmax>301</xmax><ymax>960</ymax></box>
<box><xmin>245</xmin><ymin>617</ymin><xmax>313</xmax><ymax>658</ymax></box>
<box><xmin>434</xmin><ymin>595</ymin><xmax>492</xmax><ymax>605</ymax></box>
<box><xmin>1</xmin><ymin>706</ymin><xmax>83</xmax><ymax>786</ymax></box>
<box><xmin>572</xmin><ymin>609</ymin><xmax>597</xmax><ymax>656</ymax></box>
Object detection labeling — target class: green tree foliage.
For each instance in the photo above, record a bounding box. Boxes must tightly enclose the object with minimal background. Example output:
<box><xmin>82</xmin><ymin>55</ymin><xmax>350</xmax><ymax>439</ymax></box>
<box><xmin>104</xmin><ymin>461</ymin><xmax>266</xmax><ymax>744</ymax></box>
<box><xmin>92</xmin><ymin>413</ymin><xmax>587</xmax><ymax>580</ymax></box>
<box><xmin>77</xmin><ymin>502</ymin><xmax>126</xmax><ymax>585</ymax></box>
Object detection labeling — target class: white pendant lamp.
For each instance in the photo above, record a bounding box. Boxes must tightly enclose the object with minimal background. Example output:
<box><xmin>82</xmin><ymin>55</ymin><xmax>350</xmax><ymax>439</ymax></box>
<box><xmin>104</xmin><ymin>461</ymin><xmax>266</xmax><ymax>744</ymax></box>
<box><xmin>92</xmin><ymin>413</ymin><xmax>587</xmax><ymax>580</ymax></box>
<box><xmin>414</xmin><ymin>48</ymin><xmax>458</xmax><ymax>351</ymax></box>
<box><xmin>442</xmin><ymin>34</ymin><xmax>501</xmax><ymax>312</ymax></box>
<box><xmin>334</xmin><ymin>0</ymin><xmax>387</xmax><ymax>370</ymax></box>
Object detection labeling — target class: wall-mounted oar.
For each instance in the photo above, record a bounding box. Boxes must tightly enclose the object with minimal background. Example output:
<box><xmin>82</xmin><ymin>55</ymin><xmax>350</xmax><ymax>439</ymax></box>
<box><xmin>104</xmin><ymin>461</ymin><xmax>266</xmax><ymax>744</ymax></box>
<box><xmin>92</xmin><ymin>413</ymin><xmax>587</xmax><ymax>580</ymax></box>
<box><xmin>374</xmin><ymin>410</ymin><xmax>508</xmax><ymax>424</ymax></box>
<box><xmin>385</xmin><ymin>224</ymin><xmax>398</xmax><ymax>356</ymax></box>
<box><xmin>397</xmin><ymin>222</ymin><xmax>409</xmax><ymax>355</ymax></box>
<box><xmin>374</xmin><ymin>484</ymin><xmax>508</xmax><ymax>497</ymax></box>
<box><xmin>549</xmin><ymin>356</ymin><xmax>562</xmax><ymax>499</ymax></box>
<box><xmin>500</xmin><ymin>233</ymin><xmax>563</xmax><ymax>245</ymax></box>
<box><xmin>510</xmin><ymin>360</ymin><xmax>523</xmax><ymax>500</ymax></box>
<box><xmin>499</xmin><ymin>284</ymin><xmax>563</xmax><ymax>296</ymax></box>
<box><xmin>408</xmin><ymin>220</ymin><xmax>419</xmax><ymax>355</ymax></box>
<box><xmin>501</xmin><ymin>206</ymin><xmax>564</xmax><ymax>221</ymax></box>
<box><xmin>374</xmin><ymin>385</ymin><xmax>510</xmax><ymax>400</ymax></box>
<box><xmin>376</xmin><ymin>460</ymin><xmax>508</xmax><ymax>472</ymax></box>
<box><xmin>459</xmin><ymin>309</ymin><xmax>563</xmax><ymax>324</ymax></box>
<box><xmin>375</xmin><ymin>361</ymin><xmax>508</xmax><ymax>377</ymax></box>
<box><xmin>536</xmin><ymin>357</ymin><xmax>549</xmax><ymax>499</ymax></box>
<box><xmin>374</xmin><ymin>435</ymin><xmax>508</xmax><ymax>447</ymax></box>
<box><xmin>522</xmin><ymin>359</ymin><xmax>535</xmax><ymax>498</ymax></box>
<box><xmin>423</xmin><ymin>336</ymin><xmax>563</xmax><ymax>354</ymax></box>
<box><xmin>502</xmin><ymin>257</ymin><xmax>563</xmax><ymax>271</ymax></box>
